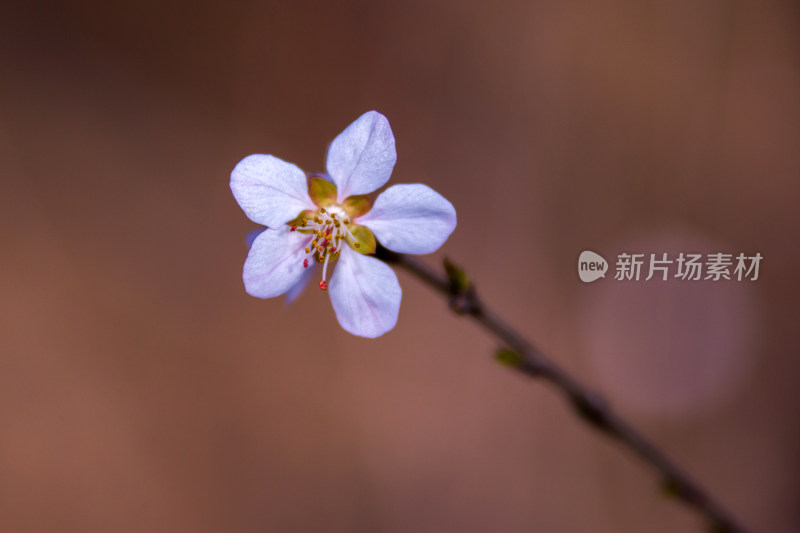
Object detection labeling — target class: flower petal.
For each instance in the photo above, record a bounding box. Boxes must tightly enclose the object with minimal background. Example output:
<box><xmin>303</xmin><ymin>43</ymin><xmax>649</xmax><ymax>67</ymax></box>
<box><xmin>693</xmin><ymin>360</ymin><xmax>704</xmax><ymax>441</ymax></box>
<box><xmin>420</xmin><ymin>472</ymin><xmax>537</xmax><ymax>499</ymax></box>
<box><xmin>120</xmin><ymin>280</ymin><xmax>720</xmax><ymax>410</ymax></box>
<box><xmin>357</xmin><ymin>184</ymin><xmax>457</xmax><ymax>254</ymax></box>
<box><xmin>243</xmin><ymin>228</ymin><xmax>312</xmax><ymax>299</ymax></box>
<box><xmin>329</xmin><ymin>246</ymin><xmax>401</xmax><ymax>338</ymax></box>
<box><xmin>231</xmin><ymin>154</ymin><xmax>315</xmax><ymax>227</ymax></box>
<box><xmin>325</xmin><ymin>111</ymin><xmax>397</xmax><ymax>199</ymax></box>
<box><xmin>285</xmin><ymin>263</ymin><xmax>315</xmax><ymax>304</ymax></box>
<box><xmin>245</xmin><ymin>228</ymin><xmax>266</xmax><ymax>249</ymax></box>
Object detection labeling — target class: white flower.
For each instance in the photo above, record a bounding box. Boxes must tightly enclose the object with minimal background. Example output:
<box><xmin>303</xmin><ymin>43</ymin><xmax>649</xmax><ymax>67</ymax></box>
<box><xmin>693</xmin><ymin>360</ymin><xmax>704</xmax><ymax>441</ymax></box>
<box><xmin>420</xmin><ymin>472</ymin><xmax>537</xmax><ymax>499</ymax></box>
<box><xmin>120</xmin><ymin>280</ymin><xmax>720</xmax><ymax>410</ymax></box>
<box><xmin>231</xmin><ymin>111</ymin><xmax>457</xmax><ymax>338</ymax></box>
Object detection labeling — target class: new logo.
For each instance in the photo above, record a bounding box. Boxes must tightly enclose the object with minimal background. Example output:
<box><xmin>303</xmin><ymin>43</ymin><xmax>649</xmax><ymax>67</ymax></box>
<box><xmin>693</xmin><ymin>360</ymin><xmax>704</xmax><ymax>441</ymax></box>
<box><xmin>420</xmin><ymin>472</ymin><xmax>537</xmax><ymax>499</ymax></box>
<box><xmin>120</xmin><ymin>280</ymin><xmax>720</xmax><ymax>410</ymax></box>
<box><xmin>578</xmin><ymin>251</ymin><xmax>608</xmax><ymax>283</ymax></box>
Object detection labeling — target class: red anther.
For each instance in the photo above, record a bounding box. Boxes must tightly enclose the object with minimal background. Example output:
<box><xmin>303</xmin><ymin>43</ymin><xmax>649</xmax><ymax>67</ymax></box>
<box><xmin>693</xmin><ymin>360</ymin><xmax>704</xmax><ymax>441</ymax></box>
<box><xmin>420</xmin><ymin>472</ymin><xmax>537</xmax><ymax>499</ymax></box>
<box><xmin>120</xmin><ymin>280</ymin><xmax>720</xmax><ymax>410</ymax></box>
<box><xmin>290</xmin><ymin>225</ymin><xmax>297</xmax><ymax>232</ymax></box>
<box><xmin>330</xmin><ymin>247</ymin><xmax>336</xmax><ymax>253</ymax></box>
<box><xmin>322</xmin><ymin>238</ymin><xmax>328</xmax><ymax>247</ymax></box>
<box><xmin>318</xmin><ymin>280</ymin><xmax>328</xmax><ymax>290</ymax></box>
<box><xmin>303</xmin><ymin>259</ymin><xmax>309</xmax><ymax>268</ymax></box>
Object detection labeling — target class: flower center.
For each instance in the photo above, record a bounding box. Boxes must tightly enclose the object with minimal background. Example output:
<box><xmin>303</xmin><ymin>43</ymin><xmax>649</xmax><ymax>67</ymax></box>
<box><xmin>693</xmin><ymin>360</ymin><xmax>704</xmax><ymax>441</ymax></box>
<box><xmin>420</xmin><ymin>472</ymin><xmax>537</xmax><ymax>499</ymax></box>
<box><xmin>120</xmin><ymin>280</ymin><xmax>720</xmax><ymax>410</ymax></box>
<box><xmin>290</xmin><ymin>204</ymin><xmax>360</xmax><ymax>290</ymax></box>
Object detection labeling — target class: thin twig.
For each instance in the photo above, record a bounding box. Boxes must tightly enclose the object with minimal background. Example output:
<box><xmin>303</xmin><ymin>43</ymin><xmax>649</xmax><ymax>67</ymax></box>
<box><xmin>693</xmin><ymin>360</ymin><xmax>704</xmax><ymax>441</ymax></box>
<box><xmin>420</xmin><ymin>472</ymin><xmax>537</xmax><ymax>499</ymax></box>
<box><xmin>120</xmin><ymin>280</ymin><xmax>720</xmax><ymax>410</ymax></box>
<box><xmin>377</xmin><ymin>246</ymin><xmax>751</xmax><ymax>533</ymax></box>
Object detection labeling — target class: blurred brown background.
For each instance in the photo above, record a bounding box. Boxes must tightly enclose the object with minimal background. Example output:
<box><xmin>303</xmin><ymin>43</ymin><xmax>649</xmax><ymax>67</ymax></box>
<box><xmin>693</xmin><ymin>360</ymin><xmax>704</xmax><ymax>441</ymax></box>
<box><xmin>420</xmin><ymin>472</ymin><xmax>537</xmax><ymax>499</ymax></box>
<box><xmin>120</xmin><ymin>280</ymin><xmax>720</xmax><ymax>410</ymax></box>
<box><xmin>1</xmin><ymin>0</ymin><xmax>799</xmax><ymax>531</ymax></box>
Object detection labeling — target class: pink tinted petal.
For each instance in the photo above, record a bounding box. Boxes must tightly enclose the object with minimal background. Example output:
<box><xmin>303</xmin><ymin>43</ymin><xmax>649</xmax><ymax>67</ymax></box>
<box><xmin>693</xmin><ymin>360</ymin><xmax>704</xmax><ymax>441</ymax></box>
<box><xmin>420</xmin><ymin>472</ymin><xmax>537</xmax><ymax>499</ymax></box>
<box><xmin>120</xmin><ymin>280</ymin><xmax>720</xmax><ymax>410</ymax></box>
<box><xmin>231</xmin><ymin>154</ymin><xmax>315</xmax><ymax>227</ymax></box>
<box><xmin>357</xmin><ymin>184</ymin><xmax>457</xmax><ymax>254</ymax></box>
<box><xmin>243</xmin><ymin>228</ymin><xmax>312</xmax><ymax>299</ymax></box>
<box><xmin>285</xmin><ymin>263</ymin><xmax>315</xmax><ymax>305</ymax></box>
<box><xmin>325</xmin><ymin>111</ymin><xmax>396</xmax><ymax>199</ymax></box>
<box><xmin>329</xmin><ymin>246</ymin><xmax>401</xmax><ymax>338</ymax></box>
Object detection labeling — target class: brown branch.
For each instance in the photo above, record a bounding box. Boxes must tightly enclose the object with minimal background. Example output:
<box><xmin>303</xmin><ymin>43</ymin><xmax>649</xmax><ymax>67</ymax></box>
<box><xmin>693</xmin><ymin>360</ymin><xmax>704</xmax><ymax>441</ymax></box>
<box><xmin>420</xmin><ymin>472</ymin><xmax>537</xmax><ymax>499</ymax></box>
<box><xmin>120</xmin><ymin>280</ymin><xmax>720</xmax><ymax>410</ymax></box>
<box><xmin>377</xmin><ymin>245</ymin><xmax>752</xmax><ymax>533</ymax></box>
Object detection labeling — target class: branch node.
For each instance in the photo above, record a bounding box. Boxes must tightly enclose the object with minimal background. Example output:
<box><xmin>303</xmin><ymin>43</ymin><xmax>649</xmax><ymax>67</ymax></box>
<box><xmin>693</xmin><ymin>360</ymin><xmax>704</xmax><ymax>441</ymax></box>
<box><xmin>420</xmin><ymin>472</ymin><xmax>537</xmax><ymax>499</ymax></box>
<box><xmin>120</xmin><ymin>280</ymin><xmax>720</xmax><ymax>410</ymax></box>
<box><xmin>444</xmin><ymin>258</ymin><xmax>480</xmax><ymax>315</ymax></box>
<box><xmin>569</xmin><ymin>391</ymin><xmax>615</xmax><ymax>435</ymax></box>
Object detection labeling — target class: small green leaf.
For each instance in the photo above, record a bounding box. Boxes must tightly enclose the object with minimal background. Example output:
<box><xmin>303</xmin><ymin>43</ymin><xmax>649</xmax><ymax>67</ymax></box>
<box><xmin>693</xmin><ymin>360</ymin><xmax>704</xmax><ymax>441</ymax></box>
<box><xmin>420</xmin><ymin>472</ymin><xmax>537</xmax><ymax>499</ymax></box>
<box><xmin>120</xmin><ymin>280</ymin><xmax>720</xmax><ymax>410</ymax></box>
<box><xmin>309</xmin><ymin>177</ymin><xmax>338</xmax><ymax>206</ymax></box>
<box><xmin>444</xmin><ymin>258</ymin><xmax>471</xmax><ymax>293</ymax></box>
<box><xmin>349</xmin><ymin>224</ymin><xmax>376</xmax><ymax>255</ymax></box>
<box><xmin>343</xmin><ymin>195</ymin><xmax>372</xmax><ymax>218</ymax></box>
<box><xmin>706</xmin><ymin>523</ymin><xmax>733</xmax><ymax>533</ymax></box>
<box><xmin>495</xmin><ymin>348</ymin><xmax>523</xmax><ymax>368</ymax></box>
<box><xmin>661</xmin><ymin>478</ymin><xmax>679</xmax><ymax>499</ymax></box>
